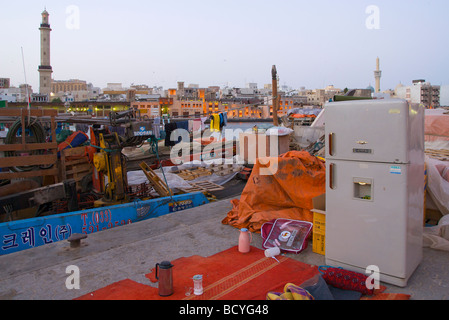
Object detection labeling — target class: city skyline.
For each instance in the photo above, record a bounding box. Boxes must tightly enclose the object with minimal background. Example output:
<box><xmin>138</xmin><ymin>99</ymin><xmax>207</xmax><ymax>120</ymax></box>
<box><xmin>1</xmin><ymin>0</ymin><xmax>448</xmax><ymax>92</ymax></box>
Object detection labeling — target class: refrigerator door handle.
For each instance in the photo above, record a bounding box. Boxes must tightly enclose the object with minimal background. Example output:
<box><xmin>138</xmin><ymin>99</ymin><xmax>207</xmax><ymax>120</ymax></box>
<box><xmin>329</xmin><ymin>163</ymin><xmax>335</xmax><ymax>190</ymax></box>
<box><xmin>328</xmin><ymin>132</ymin><xmax>334</xmax><ymax>156</ymax></box>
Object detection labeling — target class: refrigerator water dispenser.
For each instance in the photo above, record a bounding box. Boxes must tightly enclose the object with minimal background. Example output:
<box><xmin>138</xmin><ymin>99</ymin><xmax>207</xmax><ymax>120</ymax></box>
<box><xmin>353</xmin><ymin>178</ymin><xmax>373</xmax><ymax>201</ymax></box>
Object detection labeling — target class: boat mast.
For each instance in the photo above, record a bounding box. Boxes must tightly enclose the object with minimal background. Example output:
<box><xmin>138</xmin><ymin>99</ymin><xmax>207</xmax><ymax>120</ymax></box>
<box><xmin>21</xmin><ymin>47</ymin><xmax>31</xmax><ymax>125</ymax></box>
<box><xmin>271</xmin><ymin>65</ymin><xmax>279</xmax><ymax>126</ymax></box>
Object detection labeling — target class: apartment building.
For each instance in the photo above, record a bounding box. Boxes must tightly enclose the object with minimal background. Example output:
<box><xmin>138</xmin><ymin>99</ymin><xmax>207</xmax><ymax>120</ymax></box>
<box><xmin>395</xmin><ymin>80</ymin><xmax>440</xmax><ymax>108</ymax></box>
<box><xmin>0</xmin><ymin>78</ymin><xmax>11</xmax><ymax>89</ymax></box>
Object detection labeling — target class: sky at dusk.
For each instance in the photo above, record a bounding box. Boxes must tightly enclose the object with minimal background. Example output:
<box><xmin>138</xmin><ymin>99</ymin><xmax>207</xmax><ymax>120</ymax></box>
<box><xmin>1</xmin><ymin>0</ymin><xmax>448</xmax><ymax>92</ymax></box>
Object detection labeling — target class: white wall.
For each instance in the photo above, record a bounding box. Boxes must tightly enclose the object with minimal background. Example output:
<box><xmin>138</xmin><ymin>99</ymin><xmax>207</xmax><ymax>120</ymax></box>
<box><xmin>440</xmin><ymin>85</ymin><xmax>449</xmax><ymax>106</ymax></box>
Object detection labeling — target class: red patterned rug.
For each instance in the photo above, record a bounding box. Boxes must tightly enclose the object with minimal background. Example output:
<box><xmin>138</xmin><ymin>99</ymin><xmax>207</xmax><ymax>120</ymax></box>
<box><xmin>75</xmin><ymin>246</ymin><xmax>410</xmax><ymax>300</ymax></box>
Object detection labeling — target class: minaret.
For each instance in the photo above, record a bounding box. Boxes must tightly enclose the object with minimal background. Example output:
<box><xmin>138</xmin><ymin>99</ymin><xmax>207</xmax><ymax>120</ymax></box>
<box><xmin>38</xmin><ymin>9</ymin><xmax>53</xmax><ymax>95</ymax></box>
<box><xmin>374</xmin><ymin>57</ymin><xmax>382</xmax><ymax>93</ymax></box>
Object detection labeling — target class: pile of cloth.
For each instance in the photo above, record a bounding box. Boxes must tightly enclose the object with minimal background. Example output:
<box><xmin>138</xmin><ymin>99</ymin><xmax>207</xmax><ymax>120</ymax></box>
<box><xmin>267</xmin><ymin>275</ymin><xmax>363</xmax><ymax>300</ymax></box>
<box><xmin>57</xmin><ymin>130</ymin><xmax>89</xmax><ymax>157</ymax></box>
<box><xmin>267</xmin><ymin>269</ymin><xmax>410</xmax><ymax>300</ymax></box>
<box><xmin>164</xmin><ymin>120</ymin><xmax>189</xmax><ymax>147</ymax></box>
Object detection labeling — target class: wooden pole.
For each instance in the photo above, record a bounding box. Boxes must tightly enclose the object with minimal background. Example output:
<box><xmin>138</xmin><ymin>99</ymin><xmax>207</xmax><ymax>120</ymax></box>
<box><xmin>271</xmin><ymin>65</ymin><xmax>279</xmax><ymax>126</ymax></box>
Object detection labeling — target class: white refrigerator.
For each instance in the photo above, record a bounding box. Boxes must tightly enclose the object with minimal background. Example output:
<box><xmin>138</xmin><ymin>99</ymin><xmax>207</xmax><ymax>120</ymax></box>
<box><xmin>324</xmin><ymin>99</ymin><xmax>424</xmax><ymax>287</ymax></box>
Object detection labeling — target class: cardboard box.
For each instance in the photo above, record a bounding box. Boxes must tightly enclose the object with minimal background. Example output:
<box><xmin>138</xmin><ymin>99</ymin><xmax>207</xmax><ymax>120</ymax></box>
<box><xmin>312</xmin><ymin>193</ymin><xmax>326</xmax><ymax>215</ymax></box>
<box><xmin>238</xmin><ymin>132</ymin><xmax>290</xmax><ymax>164</ymax></box>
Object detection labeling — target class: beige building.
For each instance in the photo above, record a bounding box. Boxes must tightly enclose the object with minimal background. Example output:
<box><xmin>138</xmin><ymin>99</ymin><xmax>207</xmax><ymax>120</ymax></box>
<box><xmin>131</xmin><ymin>101</ymin><xmax>161</xmax><ymax>118</ymax></box>
<box><xmin>51</xmin><ymin>79</ymin><xmax>101</xmax><ymax>102</ymax></box>
<box><xmin>225</xmin><ymin>103</ymin><xmax>263</xmax><ymax>119</ymax></box>
<box><xmin>52</xmin><ymin>79</ymin><xmax>87</xmax><ymax>93</ymax></box>
<box><xmin>297</xmin><ymin>86</ymin><xmax>342</xmax><ymax>107</ymax></box>
<box><xmin>171</xmin><ymin>98</ymin><xmax>206</xmax><ymax>117</ymax></box>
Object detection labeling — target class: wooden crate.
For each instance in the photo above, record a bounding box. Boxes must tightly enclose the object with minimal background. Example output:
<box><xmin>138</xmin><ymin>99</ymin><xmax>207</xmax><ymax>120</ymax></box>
<box><xmin>209</xmin><ymin>164</ymin><xmax>243</xmax><ymax>176</ymax></box>
<box><xmin>0</xmin><ymin>108</ymin><xmax>59</xmax><ymax>182</ymax></box>
<box><xmin>60</xmin><ymin>146</ymin><xmax>92</xmax><ymax>191</ymax></box>
<box><xmin>174</xmin><ymin>167</ymin><xmax>212</xmax><ymax>181</ymax></box>
<box><xmin>179</xmin><ymin>181</ymin><xmax>224</xmax><ymax>193</ymax></box>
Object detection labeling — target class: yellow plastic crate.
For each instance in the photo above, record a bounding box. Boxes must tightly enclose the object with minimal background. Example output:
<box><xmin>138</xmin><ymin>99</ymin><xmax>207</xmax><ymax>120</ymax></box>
<box><xmin>312</xmin><ymin>211</ymin><xmax>326</xmax><ymax>235</ymax></box>
<box><xmin>312</xmin><ymin>211</ymin><xmax>326</xmax><ymax>255</ymax></box>
<box><xmin>313</xmin><ymin>233</ymin><xmax>325</xmax><ymax>255</ymax></box>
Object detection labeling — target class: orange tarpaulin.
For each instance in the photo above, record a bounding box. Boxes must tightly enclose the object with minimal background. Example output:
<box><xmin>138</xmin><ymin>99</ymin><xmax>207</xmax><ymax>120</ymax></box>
<box><xmin>222</xmin><ymin>150</ymin><xmax>326</xmax><ymax>233</ymax></box>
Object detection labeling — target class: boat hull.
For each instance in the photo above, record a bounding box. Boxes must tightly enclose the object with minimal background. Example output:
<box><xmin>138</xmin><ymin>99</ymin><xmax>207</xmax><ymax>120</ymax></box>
<box><xmin>0</xmin><ymin>192</ymin><xmax>209</xmax><ymax>256</ymax></box>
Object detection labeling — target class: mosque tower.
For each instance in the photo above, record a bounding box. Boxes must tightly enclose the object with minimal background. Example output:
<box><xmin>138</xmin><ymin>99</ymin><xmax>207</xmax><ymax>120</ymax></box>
<box><xmin>38</xmin><ymin>9</ymin><xmax>53</xmax><ymax>95</ymax></box>
<box><xmin>374</xmin><ymin>57</ymin><xmax>382</xmax><ymax>93</ymax></box>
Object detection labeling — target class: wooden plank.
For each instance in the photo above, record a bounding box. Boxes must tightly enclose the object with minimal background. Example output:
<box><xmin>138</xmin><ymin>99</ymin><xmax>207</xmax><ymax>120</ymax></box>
<box><xmin>139</xmin><ymin>161</ymin><xmax>172</xmax><ymax>197</ymax></box>
<box><xmin>179</xmin><ymin>181</ymin><xmax>224</xmax><ymax>193</ymax></box>
<box><xmin>0</xmin><ymin>154</ymin><xmax>57</xmax><ymax>167</ymax></box>
<box><xmin>62</xmin><ymin>146</ymin><xmax>87</xmax><ymax>157</ymax></box>
<box><xmin>425</xmin><ymin>149</ymin><xmax>449</xmax><ymax>161</ymax></box>
<box><xmin>175</xmin><ymin>167</ymin><xmax>213</xmax><ymax>180</ymax></box>
<box><xmin>65</xmin><ymin>158</ymin><xmax>89</xmax><ymax>166</ymax></box>
<box><xmin>0</xmin><ymin>142</ymin><xmax>57</xmax><ymax>152</ymax></box>
<box><xmin>70</xmin><ymin>176</ymin><xmax>86</xmax><ymax>183</ymax></box>
<box><xmin>65</xmin><ymin>164</ymin><xmax>92</xmax><ymax>175</ymax></box>
<box><xmin>0</xmin><ymin>168</ymin><xmax>59</xmax><ymax>180</ymax></box>
<box><xmin>192</xmin><ymin>181</ymin><xmax>224</xmax><ymax>191</ymax></box>
<box><xmin>179</xmin><ymin>185</ymin><xmax>205</xmax><ymax>193</ymax></box>
<box><xmin>0</xmin><ymin>108</ymin><xmax>57</xmax><ymax>117</ymax></box>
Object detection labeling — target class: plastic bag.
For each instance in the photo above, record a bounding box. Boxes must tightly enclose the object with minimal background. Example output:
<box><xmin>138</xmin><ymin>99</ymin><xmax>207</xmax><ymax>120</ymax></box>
<box><xmin>265</xmin><ymin>126</ymin><xmax>294</xmax><ymax>136</ymax></box>
<box><xmin>426</xmin><ymin>156</ymin><xmax>449</xmax><ymax>215</ymax></box>
<box><xmin>423</xmin><ymin>215</ymin><xmax>449</xmax><ymax>251</ymax></box>
<box><xmin>261</xmin><ymin>218</ymin><xmax>313</xmax><ymax>254</ymax></box>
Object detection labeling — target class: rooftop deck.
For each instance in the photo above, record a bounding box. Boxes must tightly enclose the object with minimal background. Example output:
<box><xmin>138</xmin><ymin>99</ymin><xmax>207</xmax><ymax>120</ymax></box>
<box><xmin>0</xmin><ymin>194</ymin><xmax>448</xmax><ymax>300</ymax></box>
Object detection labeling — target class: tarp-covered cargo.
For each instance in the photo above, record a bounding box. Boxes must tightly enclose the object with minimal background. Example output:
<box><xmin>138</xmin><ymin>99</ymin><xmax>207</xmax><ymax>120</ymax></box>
<box><xmin>222</xmin><ymin>151</ymin><xmax>325</xmax><ymax>232</ymax></box>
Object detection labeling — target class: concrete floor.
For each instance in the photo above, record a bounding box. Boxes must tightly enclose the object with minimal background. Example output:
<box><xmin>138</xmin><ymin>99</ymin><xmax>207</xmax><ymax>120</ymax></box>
<box><xmin>0</xmin><ymin>195</ymin><xmax>448</xmax><ymax>300</ymax></box>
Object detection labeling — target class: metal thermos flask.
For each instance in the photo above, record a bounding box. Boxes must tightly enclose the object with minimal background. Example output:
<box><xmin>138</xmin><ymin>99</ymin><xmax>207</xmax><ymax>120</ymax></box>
<box><xmin>238</xmin><ymin>228</ymin><xmax>252</xmax><ymax>253</ymax></box>
<box><xmin>155</xmin><ymin>261</ymin><xmax>174</xmax><ymax>296</ymax></box>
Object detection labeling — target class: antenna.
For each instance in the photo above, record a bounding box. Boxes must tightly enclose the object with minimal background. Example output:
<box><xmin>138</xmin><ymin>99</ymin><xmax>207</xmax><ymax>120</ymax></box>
<box><xmin>21</xmin><ymin>47</ymin><xmax>31</xmax><ymax>124</ymax></box>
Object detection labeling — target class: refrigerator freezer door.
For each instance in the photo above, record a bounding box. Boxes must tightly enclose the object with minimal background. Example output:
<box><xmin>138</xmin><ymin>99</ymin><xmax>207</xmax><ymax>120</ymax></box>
<box><xmin>325</xmin><ymin>160</ymin><xmax>423</xmax><ymax>286</ymax></box>
<box><xmin>325</xmin><ymin>99</ymin><xmax>415</xmax><ymax>163</ymax></box>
